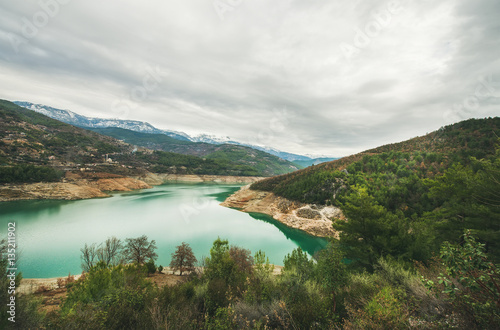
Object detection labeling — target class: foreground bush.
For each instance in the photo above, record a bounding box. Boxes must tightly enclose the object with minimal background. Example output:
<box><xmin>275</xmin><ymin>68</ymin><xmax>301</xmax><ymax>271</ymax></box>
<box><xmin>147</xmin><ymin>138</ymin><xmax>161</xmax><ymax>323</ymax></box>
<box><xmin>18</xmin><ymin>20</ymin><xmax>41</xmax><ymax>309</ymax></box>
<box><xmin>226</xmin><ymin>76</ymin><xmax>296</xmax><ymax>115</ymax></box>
<box><xmin>52</xmin><ymin>263</ymin><xmax>155</xmax><ymax>329</ymax></box>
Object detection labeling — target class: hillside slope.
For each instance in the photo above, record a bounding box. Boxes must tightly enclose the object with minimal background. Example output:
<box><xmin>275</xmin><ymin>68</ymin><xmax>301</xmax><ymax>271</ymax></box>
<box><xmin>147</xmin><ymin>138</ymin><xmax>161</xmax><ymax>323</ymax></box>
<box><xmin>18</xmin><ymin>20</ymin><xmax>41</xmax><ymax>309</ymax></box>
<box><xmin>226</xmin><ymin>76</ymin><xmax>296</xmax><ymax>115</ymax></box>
<box><xmin>14</xmin><ymin>101</ymin><xmax>318</xmax><ymax>162</ymax></box>
<box><xmin>0</xmin><ymin>100</ymin><xmax>283</xmax><ymax>179</ymax></box>
<box><xmin>237</xmin><ymin>117</ymin><xmax>500</xmax><ymax>263</ymax></box>
<box><xmin>251</xmin><ymin>117</ymin><xmax>500</xmax><ymax>205</ymax></box>
<box><xmin>89</xmin><ymin>127</ymin><xmax>299</xmax><ymax>176</ymax></box>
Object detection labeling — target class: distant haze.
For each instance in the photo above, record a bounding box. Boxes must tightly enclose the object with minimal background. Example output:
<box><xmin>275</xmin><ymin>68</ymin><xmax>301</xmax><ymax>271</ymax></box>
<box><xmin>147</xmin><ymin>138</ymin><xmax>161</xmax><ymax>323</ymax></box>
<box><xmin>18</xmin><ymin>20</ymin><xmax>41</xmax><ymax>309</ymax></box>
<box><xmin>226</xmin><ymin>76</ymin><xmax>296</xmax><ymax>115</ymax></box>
<box><xmin>0</xmin><ymin>0</ymin><xmax>499</xmax><ymax>157</ymax></box>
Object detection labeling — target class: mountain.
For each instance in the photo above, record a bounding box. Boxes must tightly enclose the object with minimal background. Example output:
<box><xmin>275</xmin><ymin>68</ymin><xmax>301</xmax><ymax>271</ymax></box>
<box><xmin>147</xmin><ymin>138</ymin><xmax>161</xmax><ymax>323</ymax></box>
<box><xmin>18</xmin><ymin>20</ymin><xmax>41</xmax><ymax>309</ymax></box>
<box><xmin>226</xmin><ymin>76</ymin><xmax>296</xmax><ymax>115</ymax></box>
<box><xmin>0</xmin><ymin>100</ymin><xmax>292</xmax><ymax>179</ymax></box>
<box><xmin>292</xmin><ymin>157</ymin><xmax>339</xmax><ymax>168</ymax></box>
<box><xmin>13</xmin><ymin>101</ymin><xmax>322</xmax><ymax>161</ymax></box>
<box><xmin>246</xmin><ymin>116</ymin><xmax>500</xmax><ymax>267</ymax></box>
<box><xmin>88</xmin><ymin>127</ymin><xmax>300</xmax><ymax>176</ymax></box>
<box><xmin>13</xmin><ymin>101</ymin><xmax>191</xmax><ymax>141</ymax></box>
<box><xmin>251</xmin><ymin>117</ymin><xmax>500</xmax><ymax>206</ymax></box>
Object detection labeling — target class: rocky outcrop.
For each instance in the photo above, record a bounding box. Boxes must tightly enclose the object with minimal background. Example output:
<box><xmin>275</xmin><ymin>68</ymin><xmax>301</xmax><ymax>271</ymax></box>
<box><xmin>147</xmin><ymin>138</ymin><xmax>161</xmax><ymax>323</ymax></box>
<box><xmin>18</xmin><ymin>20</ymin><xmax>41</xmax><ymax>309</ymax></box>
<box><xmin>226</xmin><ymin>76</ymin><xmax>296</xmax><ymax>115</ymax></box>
<box><xmin>85</xmin><ymin>177</ymin><xmax>152</xmax><ymax>192</ymax></box>
<box><xmin>135</xmin><ymin>173</ymin><xmax>264</xmax><ymax>185</ymax></box>
<box><xmin>0</xmin><ymin>171</ymin><xmax>261</xmax><ymax>202</ymax></box>
<box><xmin>221</xmin><ymin>185</ymin><xmax>343</xmax><ymax>237</ymax></box>
<box><xmin>0</xmin><ymin>177</ymin><xmax>152</xmax><ymax>202</ymax></box>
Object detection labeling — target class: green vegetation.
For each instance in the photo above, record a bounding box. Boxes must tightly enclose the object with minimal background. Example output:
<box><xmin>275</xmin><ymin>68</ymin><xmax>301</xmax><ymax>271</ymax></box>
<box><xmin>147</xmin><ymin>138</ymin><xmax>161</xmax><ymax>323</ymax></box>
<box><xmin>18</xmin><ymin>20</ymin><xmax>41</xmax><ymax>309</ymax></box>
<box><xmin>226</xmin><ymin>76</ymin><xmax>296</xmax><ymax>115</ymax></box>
<box><xmin>253</xmin><ymin>118</ymin><xmax>500</xmax><ymax>266</ymax></box>
<box><xmin>91</xmin><ymin>127</ymin><xmax>299</xmax><ymax>176</ymax></box>
<box><xmin>2</xmin><ymin>229</ymin><xmax>499</xmax><ymax>328</ymax></box>
<box><xmin>0</xmin><ymin>100</ymin><xmax>295</xmax><ymax>179</ymax></box>
<box><xmin>117</xmin><ymin>150</ymin><xmax>262</xmax><ymax>176</ymax></box>
<box><xmin>55</xmin><ymin>263</ymin><xmax>154</xmax><ymax>328</ymax></box>
<box><xmin>0</xmin><ymin>239</ymin><xmax>45</xmax><ymax>329</ymax></box>
<box><xmin>0</xmin><ymin>100</ymin><xmax>124</xmax><ymax>167</ymax></box>
<box><xmin>436</xmin><ymin>230</ymin><xmax>500</xmax><ymax>327</ymax></box>
<box><xmin>1</xmin><ymin>115</ymin><xmax>499</xmax><ymax>328</ymax></box>
<box><xmin>0</xmin><ymin>164</ymin><xmax>63</xmax><ymax>183</ymax></box>
<box><xmin>170</xmin><ymin>242</ymin><xmax>197</xmax><ymax>276</ymax></box>
<box><xmin>6</xmin><ymin>234</ymin><xmax>497</xmax><ymax>328</ymax></box>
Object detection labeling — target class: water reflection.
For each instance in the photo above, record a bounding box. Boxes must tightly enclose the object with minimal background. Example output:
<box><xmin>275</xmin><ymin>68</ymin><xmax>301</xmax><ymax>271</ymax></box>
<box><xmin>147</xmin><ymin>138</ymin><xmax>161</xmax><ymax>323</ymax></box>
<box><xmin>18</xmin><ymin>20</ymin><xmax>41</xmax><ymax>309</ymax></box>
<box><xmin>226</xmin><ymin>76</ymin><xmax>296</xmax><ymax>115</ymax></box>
<box><xmin>0</xmin><ymin>199</ymin><xmax>68</xmax><ymax>218</ymax></box>
<box><xmin>0</xmin><ymin>184</ymin><xmax>328</xmax><ymax>278</ymax></box>
<box><xmin>248</xmin><ymin>212</ymin><xmax>329</xmax><ymax>257</ymax></box>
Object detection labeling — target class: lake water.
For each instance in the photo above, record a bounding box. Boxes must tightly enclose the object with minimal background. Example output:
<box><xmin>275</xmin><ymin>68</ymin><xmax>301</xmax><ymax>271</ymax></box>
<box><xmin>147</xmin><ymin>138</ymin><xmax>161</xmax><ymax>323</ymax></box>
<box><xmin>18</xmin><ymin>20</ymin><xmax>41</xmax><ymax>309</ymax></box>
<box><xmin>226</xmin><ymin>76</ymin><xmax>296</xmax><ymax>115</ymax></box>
<box><xmin>0</xmin><ymin>183</ymin><xmax>328</xmax><ymax>278</ymax></box>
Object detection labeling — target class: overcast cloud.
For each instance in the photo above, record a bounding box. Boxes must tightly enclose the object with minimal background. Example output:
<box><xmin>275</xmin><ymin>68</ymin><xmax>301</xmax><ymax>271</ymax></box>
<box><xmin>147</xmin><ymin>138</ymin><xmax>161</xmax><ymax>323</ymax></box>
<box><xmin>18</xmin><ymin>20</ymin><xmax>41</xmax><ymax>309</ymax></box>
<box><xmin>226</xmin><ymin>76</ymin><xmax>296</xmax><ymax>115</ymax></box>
<box><xmin>0</xmin><ymin>0</ymin><xmax>499</xmax><ymax>156</ymax></box>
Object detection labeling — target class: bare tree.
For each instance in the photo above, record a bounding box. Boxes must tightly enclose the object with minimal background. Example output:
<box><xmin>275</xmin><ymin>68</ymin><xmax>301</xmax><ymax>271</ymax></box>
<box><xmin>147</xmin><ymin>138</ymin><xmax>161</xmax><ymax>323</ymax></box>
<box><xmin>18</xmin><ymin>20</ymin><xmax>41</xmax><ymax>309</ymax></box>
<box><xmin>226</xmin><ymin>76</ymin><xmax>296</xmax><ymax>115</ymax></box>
<box><xmin>124</xmin><ymin>235</ymin><xmax>158</xmax><ymax>264</ymax></box>
<box><xmin>229</xmin><ymin>246</ymin><xmax>254</xmax><ymax>274</ymax></box>
<box><xmin>170</xmin><ymin>242</ymin><xmax>197</xmax><ymax>276</ymax></box>
<box><xmin>80</xmin><ymin>243</ymin><xmax>98</xmax><ymax>272</ymax></box>
<box><xmin>97</xmin><ymin>236</ymin><xmax>123</xmax><ymax>266</ymax></box>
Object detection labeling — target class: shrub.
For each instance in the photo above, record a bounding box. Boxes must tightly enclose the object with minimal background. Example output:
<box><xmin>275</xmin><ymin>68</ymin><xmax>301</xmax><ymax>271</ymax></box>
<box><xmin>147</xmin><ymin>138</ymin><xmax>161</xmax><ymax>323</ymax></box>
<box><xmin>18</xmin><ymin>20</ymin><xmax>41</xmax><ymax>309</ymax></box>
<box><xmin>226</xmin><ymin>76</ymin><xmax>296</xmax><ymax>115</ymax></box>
<box><xmin>344</xmin><ymin>286</ymin><xmax>410</xmax><ymax>329</ymax></box>
<box><xmin>60</xmin><ymin>263</ymin><xmax>154</xmax><ymax>328</ymax></box>
<box><xmin>145</xmin><ymin>258</ymin><xmax>156</xmax><ymax>275</ymax></box>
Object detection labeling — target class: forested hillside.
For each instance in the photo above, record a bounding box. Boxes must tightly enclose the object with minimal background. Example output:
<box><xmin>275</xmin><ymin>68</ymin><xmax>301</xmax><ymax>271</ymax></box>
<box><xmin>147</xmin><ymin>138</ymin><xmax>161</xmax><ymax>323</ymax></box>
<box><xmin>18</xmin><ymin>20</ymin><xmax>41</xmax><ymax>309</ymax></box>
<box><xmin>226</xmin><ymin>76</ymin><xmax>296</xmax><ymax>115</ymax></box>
<box><xmin>244</xmin><ymin>117</ymin><xmax>500</xmax><ymax>327</ymax></box>
<box><xmin>0</xmin><ymin>100</ymin><xmax>291</xmax><ymax>180</ymax></box>
<box><xmin>252</xmin><ymin>117</ymin><xmax>500</xmax><ymax>263</ymax></box>
<box><xmin>252</xmin><ymin>117</ymin><xmax>499</xmax><ymax>201</ymax></box>
<box><xmin>2</xmin><ymin>117</ymin><xmax>499</xmax><ymax>329</ymax></box>
<box><xmin>89</xmin><ymin>127</ymin><xmax>299</xmax><ymax>176</ymax></box>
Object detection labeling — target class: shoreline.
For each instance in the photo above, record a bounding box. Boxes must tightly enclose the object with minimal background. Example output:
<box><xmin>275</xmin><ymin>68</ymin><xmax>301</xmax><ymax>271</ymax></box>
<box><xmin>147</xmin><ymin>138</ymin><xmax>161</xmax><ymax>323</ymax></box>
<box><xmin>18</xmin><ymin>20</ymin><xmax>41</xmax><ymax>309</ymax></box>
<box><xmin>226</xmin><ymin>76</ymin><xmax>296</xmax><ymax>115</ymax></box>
<box><xmin>0</xmin><ymin>173</ymin><xmax>265</xmax><ymax>202</ymax></box>
<box><xmin>134</xmin><ymin>173</ymin><xmax>264</xmax><ymax>185</ymax></box>
<box><xmin>19</xmin><ymin>266</ymin><xmax>284</xmax><ymax>294</ymax></box>
<box><xmin>220</xmin><ymin>185</ymin><xmax>342</xmax><ymax>238</ymax></box>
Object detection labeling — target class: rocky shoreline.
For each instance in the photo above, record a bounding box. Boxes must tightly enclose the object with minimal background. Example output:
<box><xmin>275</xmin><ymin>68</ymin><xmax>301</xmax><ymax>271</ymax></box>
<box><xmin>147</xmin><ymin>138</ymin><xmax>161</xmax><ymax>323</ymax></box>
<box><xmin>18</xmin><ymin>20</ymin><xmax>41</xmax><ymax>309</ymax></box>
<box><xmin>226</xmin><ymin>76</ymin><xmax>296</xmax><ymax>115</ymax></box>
<box><xmin>0</xmin><ymin>172</ymin><xmax>264</xmax><ymax>202</ymax></box>
<box><xmin>220</xmin><ymin>185</ymin><xmax>343</xmax><ymax>237</ymax></box>
<box><xmin>0</xmin><ymin>177</ymin><xmax>152</xmax><ymax>202</ymax></box>
<box><xmin>134</xmin><ymin>173</ymin><xmax>264</xmax><ymax>185</ymax></box>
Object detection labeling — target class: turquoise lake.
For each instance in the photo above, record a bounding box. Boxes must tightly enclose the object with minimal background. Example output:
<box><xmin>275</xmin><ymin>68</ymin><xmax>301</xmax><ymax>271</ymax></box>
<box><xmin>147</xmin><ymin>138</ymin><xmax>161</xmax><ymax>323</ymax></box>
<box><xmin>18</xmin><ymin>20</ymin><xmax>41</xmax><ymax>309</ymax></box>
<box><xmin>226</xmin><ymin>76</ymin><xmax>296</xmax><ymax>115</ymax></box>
<box><xmin>0</xmin><ymin>183</ymin><xmax>328</xmax><ymax>278</ymax></box>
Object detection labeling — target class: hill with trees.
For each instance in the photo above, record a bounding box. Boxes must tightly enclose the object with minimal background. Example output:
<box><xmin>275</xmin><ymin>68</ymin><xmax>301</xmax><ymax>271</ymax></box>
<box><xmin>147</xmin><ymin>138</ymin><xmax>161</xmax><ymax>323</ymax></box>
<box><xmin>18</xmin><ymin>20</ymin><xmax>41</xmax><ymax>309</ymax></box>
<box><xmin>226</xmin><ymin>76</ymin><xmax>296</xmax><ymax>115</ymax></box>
<box><xmin>0</xmin><ymin>100</ymin><xmax>296</xmax><ymax>180</ymax></box>
<box><xmin>252</xmin><ymin>117</ymin><xmax>500</xmax><ymax>265</ymax></box>
<box><xmin>89</xmin><ymin>127</ymin><xmax>299</xmax><ymax>176</ymax></box>
<box><xmin>1</xmin><ymin>117</ymin><xmax>499</xmax><ymax>329</ymax></box>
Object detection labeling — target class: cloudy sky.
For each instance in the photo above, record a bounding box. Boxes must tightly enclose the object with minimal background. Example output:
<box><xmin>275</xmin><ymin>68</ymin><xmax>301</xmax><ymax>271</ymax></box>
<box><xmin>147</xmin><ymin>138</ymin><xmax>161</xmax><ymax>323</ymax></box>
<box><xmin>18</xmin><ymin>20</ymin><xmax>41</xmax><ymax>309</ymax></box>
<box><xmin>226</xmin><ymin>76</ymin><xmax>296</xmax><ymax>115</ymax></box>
<box><xmin>0</xmin><ymin>0</ymin><xmax>499</xmax><ymax>157</ymax></box>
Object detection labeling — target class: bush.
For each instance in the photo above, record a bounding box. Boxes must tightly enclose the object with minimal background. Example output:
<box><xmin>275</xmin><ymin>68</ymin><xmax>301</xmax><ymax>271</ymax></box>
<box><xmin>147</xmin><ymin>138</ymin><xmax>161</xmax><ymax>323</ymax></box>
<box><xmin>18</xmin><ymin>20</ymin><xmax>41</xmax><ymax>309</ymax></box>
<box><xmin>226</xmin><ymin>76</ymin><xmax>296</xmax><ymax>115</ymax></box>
<box><xmin>145</xmin><ymin>258</ymin><xmax>156</xmax><ymax>275</ymax></box>
<box><xmin>344</xmin><ymin>286</ymin><xmax>410</xmax><ymax>329</ymax></box>
<box><xmin>60</xmin><ymin>263</ymin><xmax>154</xmax><ymax>328</ymax></box>
<box><xmin>0</xmin><ymin>164</ymin><xmax>63</xmax><ymax>183</ymax></box>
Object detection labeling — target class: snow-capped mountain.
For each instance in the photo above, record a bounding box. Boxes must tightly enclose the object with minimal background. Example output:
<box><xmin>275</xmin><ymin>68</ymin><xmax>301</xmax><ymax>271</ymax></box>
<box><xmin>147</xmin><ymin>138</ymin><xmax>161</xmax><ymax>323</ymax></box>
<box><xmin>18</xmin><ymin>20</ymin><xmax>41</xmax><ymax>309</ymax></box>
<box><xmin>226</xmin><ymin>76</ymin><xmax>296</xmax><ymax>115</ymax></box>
<box><xmin>14</xmin><ymin>101</ymin><xmax>191</xmax><ymax>141</ymax></box>
<box><xmin>14</xmin><ymin>101</ymin><xmax>326</xmax><ymax>162</ymax></box>
<box><xmin>244</xmin><ymin>145</ymin><xmax>313</xmax><ymax>161</ymax></box>
<box><xmin>190</xmin><ymin>133</ymin><xmax>232</xmax><ymax>144</ymax></box>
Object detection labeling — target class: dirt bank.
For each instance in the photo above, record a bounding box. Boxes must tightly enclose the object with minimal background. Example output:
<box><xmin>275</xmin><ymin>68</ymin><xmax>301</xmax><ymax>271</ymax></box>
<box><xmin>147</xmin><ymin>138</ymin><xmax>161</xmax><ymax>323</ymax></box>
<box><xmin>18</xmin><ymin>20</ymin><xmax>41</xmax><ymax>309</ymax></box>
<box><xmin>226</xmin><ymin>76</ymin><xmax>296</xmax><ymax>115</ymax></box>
<box><xmin>221</xmin><ymin>185</ymin><xmax>342</xmax><ymax>237</ymax></box>
<box><xmin>0</xmin><ymin>173</ymin><xmax>152</xmax><ymax>202</ymax></box>
<box><xmin>135</xmin><ymin>173</ymin><xmax>265</xmax><ymax>185</ymax></box>
<box><xmin>0</xmin><ymin>171</ymin><xmax>264</xmax><ymax>202</ymax></box>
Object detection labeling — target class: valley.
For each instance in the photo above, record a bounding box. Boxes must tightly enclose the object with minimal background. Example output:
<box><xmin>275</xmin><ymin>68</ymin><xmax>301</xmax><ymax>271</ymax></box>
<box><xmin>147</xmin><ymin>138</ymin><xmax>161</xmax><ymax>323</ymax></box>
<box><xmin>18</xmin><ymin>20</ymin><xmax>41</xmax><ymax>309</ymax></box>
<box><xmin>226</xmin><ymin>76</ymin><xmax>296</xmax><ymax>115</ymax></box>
<box><xmin>0</xmin><ymin>100</ymin><xmax>301</xmax><ymax>190</ymax></box>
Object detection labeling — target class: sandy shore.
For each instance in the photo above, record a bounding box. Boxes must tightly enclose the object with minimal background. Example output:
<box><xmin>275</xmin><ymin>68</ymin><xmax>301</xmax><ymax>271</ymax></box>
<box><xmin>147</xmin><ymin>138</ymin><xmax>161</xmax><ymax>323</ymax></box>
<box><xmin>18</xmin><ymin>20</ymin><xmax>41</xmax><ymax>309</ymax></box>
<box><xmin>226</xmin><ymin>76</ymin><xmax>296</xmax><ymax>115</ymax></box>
<box><xmin>18</xmin><ymin>275</ymin><xmax>82</xmax><ymax>295</ymax></box>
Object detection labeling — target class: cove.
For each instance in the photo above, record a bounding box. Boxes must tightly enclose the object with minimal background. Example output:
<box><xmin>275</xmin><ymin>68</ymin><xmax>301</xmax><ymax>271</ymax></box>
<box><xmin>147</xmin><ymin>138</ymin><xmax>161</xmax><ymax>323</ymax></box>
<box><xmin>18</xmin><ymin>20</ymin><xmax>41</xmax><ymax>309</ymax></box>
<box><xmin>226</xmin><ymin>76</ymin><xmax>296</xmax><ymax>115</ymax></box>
<box><xmin>0</xmin><ymin>183</ymin><xmax>328</xmax><ymax>278</ymax></box>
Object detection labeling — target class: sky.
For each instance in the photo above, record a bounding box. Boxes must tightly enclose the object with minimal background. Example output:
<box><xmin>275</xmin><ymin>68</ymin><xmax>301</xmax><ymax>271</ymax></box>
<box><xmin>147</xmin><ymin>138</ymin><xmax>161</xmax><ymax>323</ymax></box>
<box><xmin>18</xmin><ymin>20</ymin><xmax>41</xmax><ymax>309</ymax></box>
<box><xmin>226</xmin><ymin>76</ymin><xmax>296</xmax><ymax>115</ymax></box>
<box><xmin>0</xmin><ymin>0</ymin><xmax>499</xmax><ymax>157</ymax></box>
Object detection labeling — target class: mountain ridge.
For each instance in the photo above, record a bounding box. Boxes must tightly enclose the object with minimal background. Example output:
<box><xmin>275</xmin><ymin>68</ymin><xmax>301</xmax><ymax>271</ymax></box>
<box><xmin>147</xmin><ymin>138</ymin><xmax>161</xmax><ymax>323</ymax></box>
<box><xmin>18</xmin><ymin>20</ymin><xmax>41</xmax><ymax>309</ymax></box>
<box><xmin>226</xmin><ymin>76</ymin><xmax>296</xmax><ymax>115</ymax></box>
<box><xmin>13</xmin><ymin>101</ymin><xmax>333</xmax><ymax>162</ymax></box>
<box><xmin>87</xmin><ymin>127</ymin><xmax>300</xmax><ymax>176</ymax></box>
<box><xmin>250</xmin><ymin>116</ymin><xmax>500</xmax><ymax>205</ymax></box>
<box><xmin>0</xmin><ymin>100</ymin><xmax>294</xmax><ymax>179</ymax></box>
